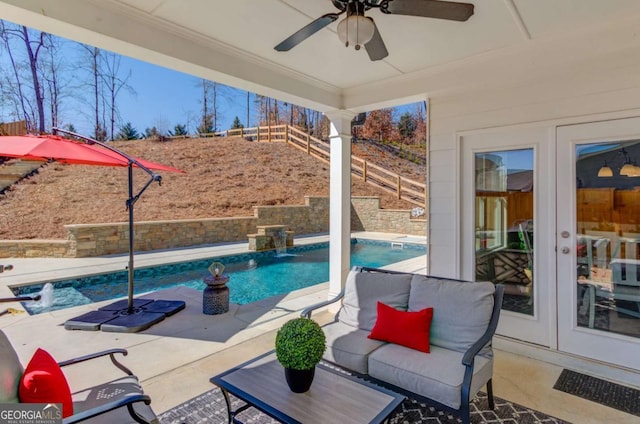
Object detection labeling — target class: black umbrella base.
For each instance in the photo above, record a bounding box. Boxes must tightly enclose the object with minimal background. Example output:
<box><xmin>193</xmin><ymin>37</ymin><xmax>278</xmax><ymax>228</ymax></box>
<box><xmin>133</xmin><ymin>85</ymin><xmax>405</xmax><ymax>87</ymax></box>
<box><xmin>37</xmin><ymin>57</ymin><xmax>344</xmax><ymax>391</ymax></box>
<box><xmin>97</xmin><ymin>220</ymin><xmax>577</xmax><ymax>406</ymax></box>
<box><xmin>64</xmin><ymin>299</ymin><xmax>185</xmax><ymax>333</ymax></box>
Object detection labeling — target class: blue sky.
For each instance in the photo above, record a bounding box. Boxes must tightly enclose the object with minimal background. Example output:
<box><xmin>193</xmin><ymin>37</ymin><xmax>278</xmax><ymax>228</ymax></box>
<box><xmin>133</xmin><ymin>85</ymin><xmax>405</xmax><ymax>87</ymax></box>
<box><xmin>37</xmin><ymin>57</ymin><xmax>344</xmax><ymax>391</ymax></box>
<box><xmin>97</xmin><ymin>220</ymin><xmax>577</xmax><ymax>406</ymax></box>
<box><xmin>93</xmin><ymin>55</ymin><xmax>420</xmax><ymax>136</ymax></box>
<box><xmin>0</xmin><ymin>24</ymin><xmax>269</xmax><ymax>135</ymax></box>
<box><xmin>115</xmin><ymin>57</ymin><xmax>252</xmax><ymax>134</ymax></box>
<box><xmin>0</xmin><ymin>21</ymin><xmax>421</xmax><ymax>137</ymax></box>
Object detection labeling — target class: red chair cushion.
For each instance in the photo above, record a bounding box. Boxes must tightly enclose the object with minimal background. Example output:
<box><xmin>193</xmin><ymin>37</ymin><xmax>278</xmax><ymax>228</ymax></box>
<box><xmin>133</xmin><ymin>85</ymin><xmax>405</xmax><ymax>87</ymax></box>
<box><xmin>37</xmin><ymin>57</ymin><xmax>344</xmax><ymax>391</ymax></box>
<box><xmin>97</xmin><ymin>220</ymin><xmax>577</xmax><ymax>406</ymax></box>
<box><xmin>368</xmin><ymin>301</ymin><xmax>434</xmax><ymax>353</ymax></box>
<box><xmin>19</xmin><ymin>348</ymin><xmax>73</xmax><ymax>418</ymax></box>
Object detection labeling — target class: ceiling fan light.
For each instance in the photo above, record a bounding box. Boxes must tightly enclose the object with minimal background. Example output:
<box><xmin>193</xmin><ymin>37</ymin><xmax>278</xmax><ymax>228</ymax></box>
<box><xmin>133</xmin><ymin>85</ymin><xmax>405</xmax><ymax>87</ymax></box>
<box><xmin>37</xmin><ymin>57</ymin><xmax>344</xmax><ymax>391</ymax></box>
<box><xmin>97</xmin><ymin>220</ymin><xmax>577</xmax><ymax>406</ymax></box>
<box><xmin>337</xmin><ymin>15</ymin><xmax>375</xmax><ymax>48</ymax></box>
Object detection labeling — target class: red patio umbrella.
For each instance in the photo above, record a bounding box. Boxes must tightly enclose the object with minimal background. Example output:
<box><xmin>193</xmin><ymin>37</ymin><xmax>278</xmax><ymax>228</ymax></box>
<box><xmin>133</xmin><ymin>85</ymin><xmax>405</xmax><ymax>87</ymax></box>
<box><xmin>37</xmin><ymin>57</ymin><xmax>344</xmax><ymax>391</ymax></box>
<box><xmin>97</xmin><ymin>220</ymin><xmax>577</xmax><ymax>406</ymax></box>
<box><xmin>0</xmin><ymin>130</ymin><xmax>185</xmax><ymax>331</ymax></box>
<box><xmin>0</xmin><ymin>134</ymin><xmax>181</xmax><ymax>172</ymax></box>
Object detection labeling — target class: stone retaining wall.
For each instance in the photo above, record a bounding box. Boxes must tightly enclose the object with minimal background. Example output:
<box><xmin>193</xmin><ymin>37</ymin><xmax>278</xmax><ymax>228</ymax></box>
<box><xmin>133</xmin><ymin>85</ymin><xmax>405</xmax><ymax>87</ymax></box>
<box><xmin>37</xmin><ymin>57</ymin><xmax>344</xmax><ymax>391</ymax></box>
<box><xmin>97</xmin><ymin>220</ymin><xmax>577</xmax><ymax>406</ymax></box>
<box><xmin>0</xmin><ymin>240</ymin><xmax>73</xmax><ymax>258</ymax></box>
<box><xmin>351</xmin><ymin>197</ymin><xmax>426</xmax><ymax>234</ymax></box>
<box><xmin>0</xmin><ymin>196</ymin><xmax>425</xmax><ymax>258</ymax></box>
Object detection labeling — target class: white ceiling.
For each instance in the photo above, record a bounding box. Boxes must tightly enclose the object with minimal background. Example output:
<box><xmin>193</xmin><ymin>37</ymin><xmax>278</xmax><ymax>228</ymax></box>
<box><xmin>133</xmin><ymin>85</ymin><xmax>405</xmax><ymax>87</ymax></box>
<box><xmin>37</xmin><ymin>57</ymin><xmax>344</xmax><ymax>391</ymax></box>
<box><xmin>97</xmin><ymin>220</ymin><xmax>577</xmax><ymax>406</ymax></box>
<box><xmin>2</xmin><ymin>0</ymin><xmax>640</xmax><ymax>112</ymax></box>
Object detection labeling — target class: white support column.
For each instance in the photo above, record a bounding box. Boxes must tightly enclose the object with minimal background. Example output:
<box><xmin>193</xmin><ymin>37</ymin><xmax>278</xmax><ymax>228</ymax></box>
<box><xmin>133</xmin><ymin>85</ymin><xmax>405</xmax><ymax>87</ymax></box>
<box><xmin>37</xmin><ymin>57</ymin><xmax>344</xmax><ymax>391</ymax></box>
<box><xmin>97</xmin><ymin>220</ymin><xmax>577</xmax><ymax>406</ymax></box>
<box><xmin>325</xmin><ymin>110</ymin><xmax>356</xmax><ymax>303</ymax></box>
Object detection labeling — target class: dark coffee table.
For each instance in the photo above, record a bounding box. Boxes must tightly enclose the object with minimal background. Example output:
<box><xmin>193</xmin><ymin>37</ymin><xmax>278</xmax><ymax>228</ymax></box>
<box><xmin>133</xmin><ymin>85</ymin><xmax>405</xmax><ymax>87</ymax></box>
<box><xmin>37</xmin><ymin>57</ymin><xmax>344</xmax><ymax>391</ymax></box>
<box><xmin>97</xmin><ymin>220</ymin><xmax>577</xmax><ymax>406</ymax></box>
<box><xmin>210</xmin><ymin>351</ymin><xmax>404</xmax><ymax>424</ymax></box>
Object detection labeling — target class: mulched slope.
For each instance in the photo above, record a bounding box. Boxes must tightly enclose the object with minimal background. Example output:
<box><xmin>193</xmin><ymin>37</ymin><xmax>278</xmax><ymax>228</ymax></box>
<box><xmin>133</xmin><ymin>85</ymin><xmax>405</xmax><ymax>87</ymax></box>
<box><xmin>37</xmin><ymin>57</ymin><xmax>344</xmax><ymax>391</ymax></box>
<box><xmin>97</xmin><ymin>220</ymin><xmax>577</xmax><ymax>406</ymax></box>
<box><xmin>0</xmin><ymin>137</ymin><xmax>424</xmax><ymax>239</ymax></box>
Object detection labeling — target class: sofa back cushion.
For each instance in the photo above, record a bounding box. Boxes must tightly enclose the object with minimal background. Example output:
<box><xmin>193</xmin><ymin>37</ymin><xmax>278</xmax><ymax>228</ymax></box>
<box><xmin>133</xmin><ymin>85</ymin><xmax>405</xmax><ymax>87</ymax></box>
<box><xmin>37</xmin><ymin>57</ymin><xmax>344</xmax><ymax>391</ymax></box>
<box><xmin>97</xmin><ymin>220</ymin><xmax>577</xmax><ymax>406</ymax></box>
<box><xmin>408</xmin><ymin>275</ymin><xmax>495</xmax><ymax>353</ymax></box>
<box><xmin>339</xmin><ymin>269</ymin><xmax>413</xmax><ymax>331</ymax></box>
<box><xmin>0</xmin><ymin>330</ymin><xmax>23</xmax><ymax>403</ymax></box>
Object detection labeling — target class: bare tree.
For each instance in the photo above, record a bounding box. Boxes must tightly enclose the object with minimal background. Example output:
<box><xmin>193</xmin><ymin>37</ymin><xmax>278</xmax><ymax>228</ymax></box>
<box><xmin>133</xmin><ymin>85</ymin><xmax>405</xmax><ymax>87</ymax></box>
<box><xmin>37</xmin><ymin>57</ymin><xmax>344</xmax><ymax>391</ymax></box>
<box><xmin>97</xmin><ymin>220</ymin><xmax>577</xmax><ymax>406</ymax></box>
<box><xmin>246</xmin><ymin>91</ymin><xmax>251</xmax><ymax>127</ymax></box>
<box><xmin>212</xmin><ymin>81</ymin><xmax>218</xmax><ymax>131</ymax></box>
<box><xmin>0</xmin><ymin>21</ymin><xmax>41</xmax><ymax>132</ymax></box>
<box><xmin>99</xmin><ymin>51</ymin><xmax>135</xmax><ymax>140</ymax></box>
<box><xmin>78</xmin><ymin>44</ymin><xmax>103</xmax><ymax>139</ymax></box>
<box><xmin>40</xmin><ymin>33</ymin><xmax>72</xmax><ymax>129</ymax></box>
<box><xmin>197</xmin><ymin>79</ymin><xmax>214</xmax><ymax>133</ymax></box>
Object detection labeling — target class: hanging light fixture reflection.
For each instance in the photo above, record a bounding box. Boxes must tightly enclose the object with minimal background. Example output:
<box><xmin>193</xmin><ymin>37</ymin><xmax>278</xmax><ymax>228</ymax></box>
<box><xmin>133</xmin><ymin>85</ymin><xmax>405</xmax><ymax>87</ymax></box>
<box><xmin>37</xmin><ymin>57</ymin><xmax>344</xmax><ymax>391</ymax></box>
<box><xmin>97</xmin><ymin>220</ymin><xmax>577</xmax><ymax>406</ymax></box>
<box><xmin>597</xmin><ymin>160</ymin><xmax>614</xmax><ymax>177</ymax></box>
<box><xmin>619</xmin><ymin>148</ymin><xmax>640</xmax><ymax>177</ymax></box>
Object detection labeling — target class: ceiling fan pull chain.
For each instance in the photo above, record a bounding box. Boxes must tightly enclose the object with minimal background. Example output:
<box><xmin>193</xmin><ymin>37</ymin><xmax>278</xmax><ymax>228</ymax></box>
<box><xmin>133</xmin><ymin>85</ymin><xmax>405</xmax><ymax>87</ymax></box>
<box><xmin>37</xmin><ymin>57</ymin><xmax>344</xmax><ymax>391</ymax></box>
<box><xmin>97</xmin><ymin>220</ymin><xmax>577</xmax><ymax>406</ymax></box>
<box><xmin>345</xmin><ymin>11</ymin><xmax>350</xmax><ymax>46</ymax></box>
<box><xmin>355</xmin><ymin>8</ymin><xmax>360</xmax><ymax>50</ymax></box>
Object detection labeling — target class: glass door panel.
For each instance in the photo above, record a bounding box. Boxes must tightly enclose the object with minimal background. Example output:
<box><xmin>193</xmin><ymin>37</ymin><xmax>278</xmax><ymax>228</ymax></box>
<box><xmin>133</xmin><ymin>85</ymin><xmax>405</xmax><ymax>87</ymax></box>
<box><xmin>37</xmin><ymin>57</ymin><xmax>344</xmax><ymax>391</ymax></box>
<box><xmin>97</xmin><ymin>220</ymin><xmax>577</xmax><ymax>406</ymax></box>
<box><xmin>475</xmin><ymin>149</ymin><xmax>534</xmax><ymax>316</ymax></box>
<box><xmin>558</xmin><ymin>118</ymin><xmax>640</xmax><ymax>370</ymax></box>
<box><xmin>462</xmin><ymin>127</ymin><xmax>552</xmax><ymax>347</ymax></box>
<box><xmin>575</xmin><ymin>141</ymin><xmax>640</xmax><ymax>338</ymax></box>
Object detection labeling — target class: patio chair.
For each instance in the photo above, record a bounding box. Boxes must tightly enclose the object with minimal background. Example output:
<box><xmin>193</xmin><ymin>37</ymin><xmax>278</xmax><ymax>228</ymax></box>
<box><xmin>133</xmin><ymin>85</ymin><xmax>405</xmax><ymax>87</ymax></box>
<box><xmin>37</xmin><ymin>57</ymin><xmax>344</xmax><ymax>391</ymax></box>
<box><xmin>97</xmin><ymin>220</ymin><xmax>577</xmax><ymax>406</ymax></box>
<box><xmin>578</xmin><ymin>237</ymin><xmax>640</xmax><ymax>326</ymax></box>
<box><xmin>0</xmin><ymin>329</ymin><xmax>158</xmax><ymax>423</ymax></box>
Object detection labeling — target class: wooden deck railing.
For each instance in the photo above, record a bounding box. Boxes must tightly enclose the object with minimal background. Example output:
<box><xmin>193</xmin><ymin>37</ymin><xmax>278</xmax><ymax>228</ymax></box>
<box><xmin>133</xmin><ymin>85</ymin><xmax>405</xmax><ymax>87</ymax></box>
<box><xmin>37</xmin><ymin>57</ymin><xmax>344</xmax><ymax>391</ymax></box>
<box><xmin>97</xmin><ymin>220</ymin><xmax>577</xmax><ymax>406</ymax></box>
<box><xmin>216</xmin><ymin>125</ymin><xmax>426</xmax><ymax>207</ymax></box>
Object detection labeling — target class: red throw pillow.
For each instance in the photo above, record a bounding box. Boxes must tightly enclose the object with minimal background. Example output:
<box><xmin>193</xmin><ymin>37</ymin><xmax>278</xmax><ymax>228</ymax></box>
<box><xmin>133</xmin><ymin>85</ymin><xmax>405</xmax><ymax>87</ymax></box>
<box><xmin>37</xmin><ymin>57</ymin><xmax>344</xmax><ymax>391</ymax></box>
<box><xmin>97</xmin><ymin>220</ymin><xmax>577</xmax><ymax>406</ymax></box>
<box><xmin>368</xmin><ymin>302</ymin><xmax>433</xmax><ymax>353</ymax></box>
<box><xmin>19</xmin><ymin>348</ymin><xmax>73</xmax><ymax>418</ymax></box>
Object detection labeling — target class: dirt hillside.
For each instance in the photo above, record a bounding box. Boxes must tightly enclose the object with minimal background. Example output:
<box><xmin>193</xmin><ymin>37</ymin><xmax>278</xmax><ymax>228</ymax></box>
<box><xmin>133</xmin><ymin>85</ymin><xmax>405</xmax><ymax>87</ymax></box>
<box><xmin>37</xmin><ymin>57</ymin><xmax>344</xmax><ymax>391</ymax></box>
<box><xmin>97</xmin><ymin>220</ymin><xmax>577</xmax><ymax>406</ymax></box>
<box><xmin>0</xmin><ymin>137</ymin><xmax>425</xmax><ymax>240</ymax></box>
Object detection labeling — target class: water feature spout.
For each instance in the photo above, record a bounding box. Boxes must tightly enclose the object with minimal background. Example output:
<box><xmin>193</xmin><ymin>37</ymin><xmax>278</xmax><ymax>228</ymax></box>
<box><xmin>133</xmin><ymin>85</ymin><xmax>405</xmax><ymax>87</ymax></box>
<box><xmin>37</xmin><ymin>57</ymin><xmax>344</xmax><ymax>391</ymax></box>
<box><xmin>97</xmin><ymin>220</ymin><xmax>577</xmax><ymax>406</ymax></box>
<box><xmin>273</xmin><ymin>228</ymin><xmax>287</xmax><ymax>256</ymax></box>
<box><xmin>28</xmin><ymin>283</ymin><xmax>54</xmax><ymax>309</ymax></box>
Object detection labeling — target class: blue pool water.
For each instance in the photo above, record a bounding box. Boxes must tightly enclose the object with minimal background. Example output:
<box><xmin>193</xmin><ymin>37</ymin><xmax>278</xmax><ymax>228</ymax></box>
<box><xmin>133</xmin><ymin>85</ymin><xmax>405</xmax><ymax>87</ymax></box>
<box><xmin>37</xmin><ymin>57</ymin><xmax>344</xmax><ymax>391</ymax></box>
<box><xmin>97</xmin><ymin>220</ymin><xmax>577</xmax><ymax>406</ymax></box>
<box><xmin>14</xmin><ymin>239</ymin><xmax>425</xmax><ymax>315</ymax></box>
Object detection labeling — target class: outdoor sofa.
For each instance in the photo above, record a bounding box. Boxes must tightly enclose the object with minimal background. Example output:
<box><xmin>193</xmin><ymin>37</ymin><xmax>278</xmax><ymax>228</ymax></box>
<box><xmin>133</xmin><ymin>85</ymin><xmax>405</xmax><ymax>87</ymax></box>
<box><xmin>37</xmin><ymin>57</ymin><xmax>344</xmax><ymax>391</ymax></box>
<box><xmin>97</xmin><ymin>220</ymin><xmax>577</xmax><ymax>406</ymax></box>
<box><xmin>0</xmin><ymin>329</ymin><xmax>158</xmax><ymax>424</ymax></box>
<box><xmin>302</xmin><ymin>266</ymin><xmax>504</xmax><ymax>424</ymax></box>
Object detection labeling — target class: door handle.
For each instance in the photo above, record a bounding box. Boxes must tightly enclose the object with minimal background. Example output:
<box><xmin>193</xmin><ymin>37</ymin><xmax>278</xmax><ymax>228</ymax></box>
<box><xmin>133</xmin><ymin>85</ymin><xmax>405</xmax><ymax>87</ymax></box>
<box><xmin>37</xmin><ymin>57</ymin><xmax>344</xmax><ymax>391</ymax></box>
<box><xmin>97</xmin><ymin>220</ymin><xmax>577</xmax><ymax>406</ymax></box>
<box><xmin>561</xmin><ymin>246</ymin><xmax>570</xmax><ymax>254</ymax></box>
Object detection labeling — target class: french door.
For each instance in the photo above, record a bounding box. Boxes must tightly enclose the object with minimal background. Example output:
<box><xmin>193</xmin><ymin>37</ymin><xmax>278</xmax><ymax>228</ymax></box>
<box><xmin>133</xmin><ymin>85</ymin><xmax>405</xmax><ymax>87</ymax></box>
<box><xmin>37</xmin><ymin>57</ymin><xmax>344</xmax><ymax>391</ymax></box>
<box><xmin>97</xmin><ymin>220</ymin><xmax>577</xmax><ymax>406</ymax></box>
<box><xmin>461</xmin><ymin>127</ymin><xmax>554</xmax><ymax>347</ymax></box>
<box><xmin>557</xmin><ymin>118</ymin><xmax>640</xmax><ymax>370</ymax></box>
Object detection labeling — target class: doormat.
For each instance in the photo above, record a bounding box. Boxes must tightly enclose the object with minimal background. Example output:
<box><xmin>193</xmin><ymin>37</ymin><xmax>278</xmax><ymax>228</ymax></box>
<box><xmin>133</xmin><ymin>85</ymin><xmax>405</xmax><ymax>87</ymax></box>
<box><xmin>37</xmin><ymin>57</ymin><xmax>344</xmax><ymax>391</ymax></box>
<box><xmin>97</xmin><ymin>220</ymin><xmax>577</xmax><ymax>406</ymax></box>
<box><xmin>158</xmin><ymin>387</ymin><xmax>570</xmax><ymax>424</ymax></box>
<box><xmin>553</xmin><ymin>369</ymin><xmax>640</xmax><ymax>417</ymax></box>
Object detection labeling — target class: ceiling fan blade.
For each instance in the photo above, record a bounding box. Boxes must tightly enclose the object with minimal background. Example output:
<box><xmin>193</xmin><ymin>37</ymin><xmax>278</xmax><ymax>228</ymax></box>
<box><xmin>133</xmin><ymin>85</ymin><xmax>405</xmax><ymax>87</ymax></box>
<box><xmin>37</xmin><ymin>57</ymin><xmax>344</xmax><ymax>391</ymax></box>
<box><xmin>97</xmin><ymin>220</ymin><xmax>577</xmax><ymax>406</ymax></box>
<box><xmin>384</xmin><ymin>0</ymin><xmax>474</xmax><ymax>22</ymax></box>
<box><xmin>274</xmin><ymin>13</ymin><xmax>341</xmax><ymax>52</ymax></box>
<box><xmin>364</xmin><ymin>18</ymin><xmax>388</xmax><ymax>61</ymax></box>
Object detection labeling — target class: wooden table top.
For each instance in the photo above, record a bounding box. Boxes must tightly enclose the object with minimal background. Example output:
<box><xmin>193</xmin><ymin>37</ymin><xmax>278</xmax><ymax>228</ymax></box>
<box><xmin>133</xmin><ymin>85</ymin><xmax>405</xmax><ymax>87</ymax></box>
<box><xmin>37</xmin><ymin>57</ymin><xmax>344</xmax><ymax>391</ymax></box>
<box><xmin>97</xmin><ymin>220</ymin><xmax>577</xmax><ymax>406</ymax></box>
<box><xmin>210</xmin><ymin>351</ymin><xmax>404</xmax><ymax>424</ymax></box>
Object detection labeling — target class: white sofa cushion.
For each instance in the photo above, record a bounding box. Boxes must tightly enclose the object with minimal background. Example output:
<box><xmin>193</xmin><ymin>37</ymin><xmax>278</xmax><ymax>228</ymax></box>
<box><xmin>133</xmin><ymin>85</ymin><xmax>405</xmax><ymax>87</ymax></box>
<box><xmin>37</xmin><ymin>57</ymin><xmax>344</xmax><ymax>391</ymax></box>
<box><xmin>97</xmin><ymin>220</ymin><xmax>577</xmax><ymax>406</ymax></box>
<box><xmin>368</xmin><ymin>343</ymin><xmax>492</xmax><ymax>410</ymax></box>
<box><xmin>408</xmin><ymin>276</ymin><xmax>494</xmax><ymax>354</ymax></box>
<box><xmin>322</xmin><ymin>321</ymin><xmax>386</xmax><ymax>374</ymax></box>
<box><xmin>339</xmin><ymin>269</ymin><xmax>413</xmax><ymax>331</ymax></box>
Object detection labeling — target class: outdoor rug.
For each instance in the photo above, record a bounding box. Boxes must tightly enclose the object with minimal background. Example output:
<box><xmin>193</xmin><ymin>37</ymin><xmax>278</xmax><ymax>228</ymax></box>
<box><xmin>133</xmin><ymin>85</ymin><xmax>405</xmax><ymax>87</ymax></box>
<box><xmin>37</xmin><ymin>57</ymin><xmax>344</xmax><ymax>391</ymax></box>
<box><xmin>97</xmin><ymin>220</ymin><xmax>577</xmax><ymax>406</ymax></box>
<box><xmin>554</xmin><ymin>369</ymin><xmax>640</xmax><ymax>417</ymax></box>
<box><xmin>158</xmin><ymin>387</ymin><xmax>571</xmax><ymax>424</ymax></box>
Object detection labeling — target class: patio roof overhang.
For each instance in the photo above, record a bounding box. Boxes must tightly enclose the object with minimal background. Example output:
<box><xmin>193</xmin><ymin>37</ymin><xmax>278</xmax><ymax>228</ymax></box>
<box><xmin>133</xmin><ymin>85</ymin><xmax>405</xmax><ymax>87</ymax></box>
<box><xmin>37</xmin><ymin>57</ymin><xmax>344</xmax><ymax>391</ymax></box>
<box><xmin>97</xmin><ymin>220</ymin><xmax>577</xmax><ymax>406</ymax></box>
<box><xmin>2</xmin><ymin>0</ymin><xmax>640</xmax><ymax>114</ymax></box>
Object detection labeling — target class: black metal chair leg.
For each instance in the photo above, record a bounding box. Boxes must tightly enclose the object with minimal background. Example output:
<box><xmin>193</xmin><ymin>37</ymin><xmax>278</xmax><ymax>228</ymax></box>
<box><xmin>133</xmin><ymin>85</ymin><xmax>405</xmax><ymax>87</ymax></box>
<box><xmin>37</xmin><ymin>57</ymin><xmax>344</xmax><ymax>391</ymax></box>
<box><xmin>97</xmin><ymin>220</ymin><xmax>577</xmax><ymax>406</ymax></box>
<box><xmin>487</xmin><ymin>379</ymin><xmax>495</xmax><ymax>410</ymax></box>
<box><xmin>461</xmin><ymin>404</ymin><xmax>470</xmax><ymax>424</ymax></box>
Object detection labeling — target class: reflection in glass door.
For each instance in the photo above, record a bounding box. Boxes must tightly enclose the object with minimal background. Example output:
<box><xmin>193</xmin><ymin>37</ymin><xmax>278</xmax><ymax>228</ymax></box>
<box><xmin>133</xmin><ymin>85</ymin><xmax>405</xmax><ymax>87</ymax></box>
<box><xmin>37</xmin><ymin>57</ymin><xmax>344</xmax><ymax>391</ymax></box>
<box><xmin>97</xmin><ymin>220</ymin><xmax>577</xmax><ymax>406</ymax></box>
<box><xmin>558</xmin><ymin>118</ymin><xmax>640</xmax><ymax>370</ymax></box>
<box><xmin>463</xmin><ymin>127</ymin><xmax>551</xmax><ymax>347</ymax></box>
<box><xmin>475</xmin><ymin>149</ymin><xmax>534</xmax><ymax>316</ymax></box>
<box><xmin>575</xmin><ymin>141</ymin><xmax>640</xmax><ymax>339</ymax></box>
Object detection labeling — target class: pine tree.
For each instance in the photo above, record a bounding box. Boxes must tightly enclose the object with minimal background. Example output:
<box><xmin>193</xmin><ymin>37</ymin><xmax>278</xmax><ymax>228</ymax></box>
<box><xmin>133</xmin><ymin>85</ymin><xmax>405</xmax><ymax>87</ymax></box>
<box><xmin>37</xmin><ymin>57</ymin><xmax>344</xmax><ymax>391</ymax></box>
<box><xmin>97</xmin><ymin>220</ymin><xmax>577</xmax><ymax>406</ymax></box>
<box><xmin>116</xmin><ymin>122</ymin><xmax>139</xmax><ymax>140</ymax></box>
<box><xmin>397</xmin><ymin>112</ymin><xmax>417</xmax><ymax>142</ymax></box>
<box><xmin>231</xmin><ymin>116</ymin><xmax>244</xmax><ymax>129</ymax></box>
<box><xmin>171</xmin><ymin>124</ymin><xmax>188</xmax><ymax>136</ymax></box>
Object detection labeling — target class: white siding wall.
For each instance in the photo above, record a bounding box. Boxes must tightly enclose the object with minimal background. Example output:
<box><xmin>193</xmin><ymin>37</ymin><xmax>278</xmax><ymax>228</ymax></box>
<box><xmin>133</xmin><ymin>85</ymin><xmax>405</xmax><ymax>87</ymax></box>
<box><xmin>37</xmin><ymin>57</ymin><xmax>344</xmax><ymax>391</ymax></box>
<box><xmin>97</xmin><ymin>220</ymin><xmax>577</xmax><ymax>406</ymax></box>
<box><xmin>428</xmin><ymin>46</ymin><xmax>640</xmax><ymax>278</ymax></box>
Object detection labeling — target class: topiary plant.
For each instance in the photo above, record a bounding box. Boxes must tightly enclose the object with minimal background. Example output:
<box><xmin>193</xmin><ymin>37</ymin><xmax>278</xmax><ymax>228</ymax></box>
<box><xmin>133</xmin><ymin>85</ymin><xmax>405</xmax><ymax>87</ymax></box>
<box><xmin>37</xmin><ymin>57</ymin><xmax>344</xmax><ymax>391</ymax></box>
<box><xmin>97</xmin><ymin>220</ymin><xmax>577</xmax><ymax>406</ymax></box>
<box><xmin>275</xmin><ymin>317</ymin><xmax>326</xmax><ymax>370</ymax></box>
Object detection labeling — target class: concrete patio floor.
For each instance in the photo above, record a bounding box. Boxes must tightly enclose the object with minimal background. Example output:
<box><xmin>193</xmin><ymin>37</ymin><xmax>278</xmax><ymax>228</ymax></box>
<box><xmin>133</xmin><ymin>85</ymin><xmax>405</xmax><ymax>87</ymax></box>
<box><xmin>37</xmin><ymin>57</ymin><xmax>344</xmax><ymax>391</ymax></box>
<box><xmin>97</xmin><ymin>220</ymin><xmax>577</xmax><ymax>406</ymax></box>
<box><xmin>0</xmin><ymin>233</ymin><xmax>634</xmax><ymax>423</ymax></box>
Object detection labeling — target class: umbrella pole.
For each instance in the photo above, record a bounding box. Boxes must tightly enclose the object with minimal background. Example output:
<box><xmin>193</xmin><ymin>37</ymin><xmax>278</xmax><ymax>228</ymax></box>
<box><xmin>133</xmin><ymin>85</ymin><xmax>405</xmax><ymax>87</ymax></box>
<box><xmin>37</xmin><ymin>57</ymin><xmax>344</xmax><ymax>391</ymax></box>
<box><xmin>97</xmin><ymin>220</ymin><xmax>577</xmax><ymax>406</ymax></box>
<box><xmin>127</xmin><ymin>162</ymin><xmax>135</xmax><ymax>314</ymax></box>
<box><xmin>52</xmin><ymin>128</ymin><xmax>163</xmax><ymax>316</ymax></box>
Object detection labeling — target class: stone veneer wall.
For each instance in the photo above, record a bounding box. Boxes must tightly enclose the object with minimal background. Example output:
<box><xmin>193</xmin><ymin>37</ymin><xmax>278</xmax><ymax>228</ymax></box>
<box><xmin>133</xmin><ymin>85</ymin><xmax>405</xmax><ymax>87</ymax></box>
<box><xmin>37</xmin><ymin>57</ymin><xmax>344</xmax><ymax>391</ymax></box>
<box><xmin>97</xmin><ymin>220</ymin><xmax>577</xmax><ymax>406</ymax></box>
<box><xmin>0</xmin><ymin>240</ymin><xmax>72</xmax><ymax>258</ymax></box>
<box><xmin>351</xmin><ymin>197</ymin><xmax>426</xmax><ymax>235</ymax></box>
<box><xmin>0</xmin><ymin>196</ymin><xmax>425</xmax><ymax>258</ymax></box>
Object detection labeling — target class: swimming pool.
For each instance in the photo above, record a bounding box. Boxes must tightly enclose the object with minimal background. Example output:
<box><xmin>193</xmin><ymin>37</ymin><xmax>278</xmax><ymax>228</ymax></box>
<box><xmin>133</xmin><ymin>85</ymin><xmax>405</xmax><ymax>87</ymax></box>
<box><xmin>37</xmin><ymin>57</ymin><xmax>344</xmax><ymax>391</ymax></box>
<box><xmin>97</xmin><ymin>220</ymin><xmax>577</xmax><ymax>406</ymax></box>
<box><xmin>14</xmin><ymin>239</ymin><xmax>425</xmax><ymax>315</ymax></box>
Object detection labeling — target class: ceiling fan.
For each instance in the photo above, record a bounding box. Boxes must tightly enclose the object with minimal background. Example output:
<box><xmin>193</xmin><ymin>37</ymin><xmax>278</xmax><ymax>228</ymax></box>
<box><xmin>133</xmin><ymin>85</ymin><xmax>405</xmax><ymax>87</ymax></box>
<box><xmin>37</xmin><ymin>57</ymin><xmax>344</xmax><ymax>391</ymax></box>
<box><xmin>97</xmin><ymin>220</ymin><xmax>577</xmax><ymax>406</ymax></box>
<box><xmin>274</xmin><ymin>0</ymin><xmax>474</xmax><ymax>61</ymax></box>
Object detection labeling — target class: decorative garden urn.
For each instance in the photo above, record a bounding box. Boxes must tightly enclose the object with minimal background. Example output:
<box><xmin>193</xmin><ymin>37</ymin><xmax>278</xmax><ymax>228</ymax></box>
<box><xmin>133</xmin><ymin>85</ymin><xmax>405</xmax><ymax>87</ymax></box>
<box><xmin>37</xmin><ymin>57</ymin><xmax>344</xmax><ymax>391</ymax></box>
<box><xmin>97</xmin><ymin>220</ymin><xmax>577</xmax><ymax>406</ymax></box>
<box><xmin>203</xmin><ymin>261</ymin><xmax>230</xmax><ymax>315</ymax></box>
